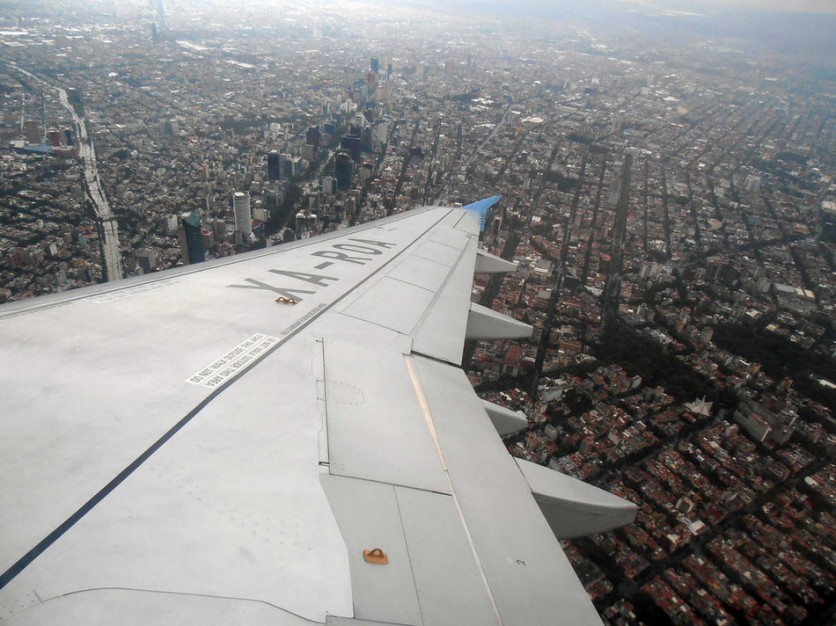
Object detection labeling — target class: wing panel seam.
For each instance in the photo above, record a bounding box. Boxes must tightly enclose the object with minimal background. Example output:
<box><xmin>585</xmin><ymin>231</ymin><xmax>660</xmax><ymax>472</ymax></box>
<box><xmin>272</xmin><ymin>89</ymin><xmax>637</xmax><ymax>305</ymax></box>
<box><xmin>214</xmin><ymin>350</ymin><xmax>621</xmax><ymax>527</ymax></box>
<box><xmin>393</xmin><ymin>489</ymin><xmax>426</xmax><ymax>626</ymax></box>
<box><xmin>402</xmin><ymin>356</ymin><xmax>503</xmax><ymax>625</ymax></box>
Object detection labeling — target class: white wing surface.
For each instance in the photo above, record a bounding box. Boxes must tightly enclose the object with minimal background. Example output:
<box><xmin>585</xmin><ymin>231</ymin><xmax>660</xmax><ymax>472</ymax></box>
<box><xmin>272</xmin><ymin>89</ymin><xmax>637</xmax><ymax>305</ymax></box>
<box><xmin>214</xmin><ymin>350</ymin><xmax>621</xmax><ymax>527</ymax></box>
<box><xmin>0</xmin><ymin>206</ymin><xmax>635</xmax><ymax>625</ymax></box>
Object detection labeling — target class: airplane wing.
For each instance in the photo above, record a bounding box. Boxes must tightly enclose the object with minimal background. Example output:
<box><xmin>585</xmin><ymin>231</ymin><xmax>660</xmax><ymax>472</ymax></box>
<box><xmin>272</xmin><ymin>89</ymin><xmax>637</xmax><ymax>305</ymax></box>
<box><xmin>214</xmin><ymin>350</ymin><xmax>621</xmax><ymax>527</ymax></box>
<box><xmin>0</xmin><ymin>204</ymin><xmax>636</xmax><ymax>625</ymax></box>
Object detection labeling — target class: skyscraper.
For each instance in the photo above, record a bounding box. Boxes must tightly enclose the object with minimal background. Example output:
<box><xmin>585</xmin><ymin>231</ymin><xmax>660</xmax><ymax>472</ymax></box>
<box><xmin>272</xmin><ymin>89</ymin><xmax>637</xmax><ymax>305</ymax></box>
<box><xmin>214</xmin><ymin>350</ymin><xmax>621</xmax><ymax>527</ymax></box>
<box><xmin>334</xmin><ymin>151</ymin><xmax>353</xmax><ymax>191</ymax></box>
<box><xmin>178</xmin><ymin>210</ymin><xmax>204</xmax><ymax>265</ymax></box>
<box><xmin>361</xmin><ymin>127</ymin><xmax>373</xmax><ymax>153</ymax></box>
<box><xmin>321</xmin><ymin>176</ymin><xmax>337</xmax><ymax>195</ymax></box>
<box><xmin>233</xmin><ymin>191</ymin><xmax>253</xmax><ymax>244</ymax></box>
<box><xmin>280</xmin><ymin>153</ymin><xmax>292</xmax><ymax>178</ymax></box>
<box><xmin>306</xmin><ymin>125</ymin><xmax>321</xmax><ymax>149</ymax></box>
<box><xmin>267</xmin><ymin>152</ymin><xmax>281</xmax><ymax>182</ymax></box>
<box><xmin>157</xmin><ymin>0</ymin><xmax>166</xmax><ymax>32</ymax></box>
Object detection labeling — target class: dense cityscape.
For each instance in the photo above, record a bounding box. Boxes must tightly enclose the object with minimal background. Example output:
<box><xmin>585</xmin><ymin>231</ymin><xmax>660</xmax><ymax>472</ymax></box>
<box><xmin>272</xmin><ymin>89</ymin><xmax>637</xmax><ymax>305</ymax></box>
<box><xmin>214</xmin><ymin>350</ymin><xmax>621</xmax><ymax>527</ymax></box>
<box><xmin>0</xmin><ymin>0</ymin><xmax>834</xmax><ymax>624</ymax></box>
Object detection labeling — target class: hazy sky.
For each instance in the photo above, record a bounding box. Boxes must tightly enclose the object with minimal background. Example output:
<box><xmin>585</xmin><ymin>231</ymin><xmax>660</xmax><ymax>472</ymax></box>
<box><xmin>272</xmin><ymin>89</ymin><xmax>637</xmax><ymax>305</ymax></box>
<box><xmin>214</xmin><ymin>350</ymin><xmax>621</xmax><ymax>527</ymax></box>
<box><xmin>618</xmin><ymin>0</ymin><xmax>836</xmax><ymax>14</ymax></box>
<box><xmin>425</xmin><ymin>0</ymin><xmax>836</xmax><ymax>17</ymax></box>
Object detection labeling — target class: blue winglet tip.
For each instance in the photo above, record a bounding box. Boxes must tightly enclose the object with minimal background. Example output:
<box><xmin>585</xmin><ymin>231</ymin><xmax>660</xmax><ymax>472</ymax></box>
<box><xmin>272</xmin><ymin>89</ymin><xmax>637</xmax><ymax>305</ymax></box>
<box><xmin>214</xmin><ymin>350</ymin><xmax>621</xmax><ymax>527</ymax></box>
<box><xmin>463</xmin><ymin>195</ymin><xmax>501</xmax><ymax>232</ymax></box>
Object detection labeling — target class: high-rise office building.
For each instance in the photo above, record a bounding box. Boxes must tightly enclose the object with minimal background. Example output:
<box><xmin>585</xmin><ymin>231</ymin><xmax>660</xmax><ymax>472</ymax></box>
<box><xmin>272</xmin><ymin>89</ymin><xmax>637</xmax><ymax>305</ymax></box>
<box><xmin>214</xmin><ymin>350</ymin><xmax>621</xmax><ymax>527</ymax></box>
<box><xmin>370</xmin><ymin>57</ymin><xmax>379</xmax><ymax>74</ymax></box>
<box><xmin>290</xmin><ymin>157</ymin><xmax>303</xmax><ymax>177</ymax></box>
<box><xmin>264</xmin><ymin>183</ymin><xmax>285</xmax><ymax>216</ymax></box>
<box><xmin>306</xmin><ymin>125</ymin><xmax>321</xmax><ymax>149</ymax></box>
<box><xmin>280</xmin><ymin>153</ymin><xmax>292</xmax><ymax>178</ymax></box>
<box><xmin>361</xmin><ymin>127</ymin><xmax>373</xmax><ymax>152</ymax></box>
<box><xmin>267</xmin><ymin>152</ymin><xmax>281</xmax><ymax>181</ymax></box>
<box><xmin>321</xmin><ymin>176</ymin><xmax>337</xmax><ymax>195</ymax></box>
<box><xmin>334</xmin><ymin>151</ymin><xmax>353</xmax><ymax>191</ymax></box>
<box><xmin>178</xmin><ymin>210</ymin><xmax>204</xmax><ymax>265</ymax></box>
<box><xmin>341</xmin><ymin>133</ymin><xmax>362</xmax><ymax>162</ymax></box>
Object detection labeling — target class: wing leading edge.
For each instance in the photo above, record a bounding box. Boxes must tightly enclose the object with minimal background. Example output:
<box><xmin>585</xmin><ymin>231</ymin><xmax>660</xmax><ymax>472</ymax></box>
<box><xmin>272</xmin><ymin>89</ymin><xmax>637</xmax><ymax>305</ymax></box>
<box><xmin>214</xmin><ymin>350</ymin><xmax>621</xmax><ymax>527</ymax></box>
<box><xmin>0</xmin><ymin>203</ymin><xmax>635</xmax><ymax>625</ymax></box>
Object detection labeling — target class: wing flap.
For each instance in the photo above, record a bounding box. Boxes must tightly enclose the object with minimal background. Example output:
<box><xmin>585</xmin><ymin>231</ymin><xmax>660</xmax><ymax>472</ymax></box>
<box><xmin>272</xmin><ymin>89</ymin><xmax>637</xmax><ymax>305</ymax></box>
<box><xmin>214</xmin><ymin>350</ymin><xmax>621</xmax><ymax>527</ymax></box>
<box><xmin>406</xmin><ymin>355</ymin><xmax>604</xmax><ymax>626</ymax></box>
<box><xmin>322</xmin><ymin>339</ymin><xmax>449</xmax><ymax>495</ymax></box>
<box><xmin>320</xmin><ymin>476</ymin><xmax>501</xmax><ymax>626</ymax></box>
<box><xmin>321</xmin><ymin>475</ymin><xmax>423</xmax><ymax>626</ymax></box>
<box><xmin>394</xmin><ymin>486</ymin><xmax>500</xmax><ymax>626</ymax></box>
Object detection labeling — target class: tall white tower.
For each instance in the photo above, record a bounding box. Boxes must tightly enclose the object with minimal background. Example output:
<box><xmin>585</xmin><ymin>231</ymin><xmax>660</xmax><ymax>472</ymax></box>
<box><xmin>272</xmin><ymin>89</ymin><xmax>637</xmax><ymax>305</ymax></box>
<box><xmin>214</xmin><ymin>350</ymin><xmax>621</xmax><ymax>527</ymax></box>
<box><xmin>233</xmin><ymin>191</ymin><xmax>252</xmax><ymax>243</ymax></box>
<box><xmin>157</xmin><ymin>0</ymin><xmax>166</xmax><ymax>32</ymax></box>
